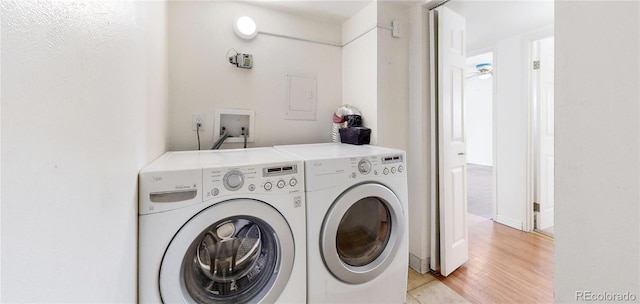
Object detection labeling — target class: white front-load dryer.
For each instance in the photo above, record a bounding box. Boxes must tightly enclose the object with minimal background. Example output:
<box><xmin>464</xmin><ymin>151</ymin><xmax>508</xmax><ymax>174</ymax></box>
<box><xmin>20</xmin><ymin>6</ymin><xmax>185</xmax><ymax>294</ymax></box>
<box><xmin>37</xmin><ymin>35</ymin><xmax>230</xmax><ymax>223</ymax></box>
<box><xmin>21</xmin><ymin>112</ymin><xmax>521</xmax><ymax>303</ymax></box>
<box><xmin>274</xmin><ymin>143</ymin><xmax>409</xmax><ymax>303</ymax></box>
<box><xmin>138</xmin><ymin>148</ymin><xmax>305</xmax><ymax>303</ymax></box>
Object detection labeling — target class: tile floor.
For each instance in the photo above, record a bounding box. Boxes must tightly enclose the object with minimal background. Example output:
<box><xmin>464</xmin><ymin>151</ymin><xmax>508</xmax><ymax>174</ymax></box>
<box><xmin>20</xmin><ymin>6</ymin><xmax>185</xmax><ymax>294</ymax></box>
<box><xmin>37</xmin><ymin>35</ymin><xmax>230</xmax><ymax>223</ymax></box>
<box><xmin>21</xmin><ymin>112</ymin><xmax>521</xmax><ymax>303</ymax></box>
<box><xmin>406</xmin><ymin>268</ymin><xmax>470</xmax><ymax>303</ymax></box>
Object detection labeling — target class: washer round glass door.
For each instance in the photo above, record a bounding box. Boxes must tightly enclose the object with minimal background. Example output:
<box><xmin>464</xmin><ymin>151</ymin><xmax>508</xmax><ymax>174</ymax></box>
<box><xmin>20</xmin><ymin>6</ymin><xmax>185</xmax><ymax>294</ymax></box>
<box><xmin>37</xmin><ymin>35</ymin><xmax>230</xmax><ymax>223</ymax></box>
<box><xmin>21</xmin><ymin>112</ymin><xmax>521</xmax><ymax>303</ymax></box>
<box><xmin>160</xmin><ymin>199</ymin><xmax>294</xmax><ymax>303</ymax></box>
<box><xmin>321</xmin><ymin>183</ymin><xmax>405</xmax><ymax>284</ymax></box>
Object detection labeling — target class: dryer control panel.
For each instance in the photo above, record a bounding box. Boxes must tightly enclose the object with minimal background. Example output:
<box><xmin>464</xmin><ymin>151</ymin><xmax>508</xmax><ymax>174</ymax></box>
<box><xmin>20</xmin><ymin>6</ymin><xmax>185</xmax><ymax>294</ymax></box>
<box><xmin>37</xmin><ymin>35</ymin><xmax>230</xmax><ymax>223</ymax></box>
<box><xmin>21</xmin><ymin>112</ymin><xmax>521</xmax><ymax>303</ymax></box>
<box><xmin>348</xmin><ymin>153</ymin><xmax>405</xmax><ymax>180</ymax></box>
<box><xmin>302</xmin><ymin>152</ymin><xmax>406</xmax><ymax>191</ymax></box>
<box><xmin>203</xmin><ymin>162</ymin><xmax>303</xmax><ymax>201</ymax></box>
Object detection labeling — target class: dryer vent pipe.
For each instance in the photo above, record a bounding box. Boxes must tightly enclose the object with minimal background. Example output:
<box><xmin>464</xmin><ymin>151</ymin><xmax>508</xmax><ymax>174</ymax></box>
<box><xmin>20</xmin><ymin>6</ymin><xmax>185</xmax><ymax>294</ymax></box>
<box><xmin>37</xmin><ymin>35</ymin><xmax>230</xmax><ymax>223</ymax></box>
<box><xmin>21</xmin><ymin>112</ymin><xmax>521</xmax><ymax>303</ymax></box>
<box><xmin>332</xmin><ymin>104</ymin><xmax>361</xmax><ymax>143</ymax></box>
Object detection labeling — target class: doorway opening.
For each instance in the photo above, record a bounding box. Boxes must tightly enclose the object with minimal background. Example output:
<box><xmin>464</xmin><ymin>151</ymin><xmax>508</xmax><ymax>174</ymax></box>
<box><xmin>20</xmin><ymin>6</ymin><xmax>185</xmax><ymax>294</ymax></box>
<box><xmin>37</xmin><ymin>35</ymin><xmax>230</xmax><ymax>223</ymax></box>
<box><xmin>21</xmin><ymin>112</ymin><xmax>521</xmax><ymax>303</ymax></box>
<box><xmin>428</xmin><ymin>1</ymin><xmax>554</xmax><ymax>277</ymax></box>
<box><xmin>464</xmin><ymin>51</ymin><xmax>494</xmax><ymax>221</ymax></box>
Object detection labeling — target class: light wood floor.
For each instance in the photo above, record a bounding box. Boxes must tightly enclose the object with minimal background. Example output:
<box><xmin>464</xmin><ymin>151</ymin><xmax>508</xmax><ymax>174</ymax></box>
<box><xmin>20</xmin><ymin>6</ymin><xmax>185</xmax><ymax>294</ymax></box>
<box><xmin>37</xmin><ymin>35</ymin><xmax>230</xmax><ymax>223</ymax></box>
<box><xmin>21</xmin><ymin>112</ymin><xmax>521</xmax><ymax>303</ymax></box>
<box><xmin>437</xmin><ymin>213</ymin><xmax>554</xmax><ymax>304</ymax></box>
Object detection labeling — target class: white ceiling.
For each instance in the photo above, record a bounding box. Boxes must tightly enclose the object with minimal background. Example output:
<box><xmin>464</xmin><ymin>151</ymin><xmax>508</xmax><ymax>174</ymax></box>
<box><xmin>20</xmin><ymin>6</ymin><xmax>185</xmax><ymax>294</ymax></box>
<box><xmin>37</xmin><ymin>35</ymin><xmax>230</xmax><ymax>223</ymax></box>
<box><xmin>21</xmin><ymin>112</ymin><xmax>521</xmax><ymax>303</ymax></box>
<box><xmin>242</xmin><ymin>0</ymin><xmax>554</xmax><ymax>50</ymax></box>
<box><xmin>446</xmin><ymin>0</ymin><xmax>554</xmax><ymax>52</ymax></box>
<box><xmin>243</xmin><ymin>0</ymin><xmax>375</xmax><ymax>22</ymax></box>
<box><xmin>244</xmin><ymin>0</ymin><xmax>422</xmax><ymax>22</ymax></box>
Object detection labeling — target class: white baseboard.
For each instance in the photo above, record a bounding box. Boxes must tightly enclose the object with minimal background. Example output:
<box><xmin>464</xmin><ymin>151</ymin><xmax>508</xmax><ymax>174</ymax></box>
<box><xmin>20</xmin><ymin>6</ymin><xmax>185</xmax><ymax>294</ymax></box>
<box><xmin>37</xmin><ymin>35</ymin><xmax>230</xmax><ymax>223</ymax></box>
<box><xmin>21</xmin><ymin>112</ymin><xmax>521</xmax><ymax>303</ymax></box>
<box><xmin>409</xmin><ymin>253</ymin><xmax>429</xmax><ymax>274</ymax></box>
<box><xmin>495</xmin><ymin>215</ymin><xmax>523</xmax><ymax>230</ymax></box>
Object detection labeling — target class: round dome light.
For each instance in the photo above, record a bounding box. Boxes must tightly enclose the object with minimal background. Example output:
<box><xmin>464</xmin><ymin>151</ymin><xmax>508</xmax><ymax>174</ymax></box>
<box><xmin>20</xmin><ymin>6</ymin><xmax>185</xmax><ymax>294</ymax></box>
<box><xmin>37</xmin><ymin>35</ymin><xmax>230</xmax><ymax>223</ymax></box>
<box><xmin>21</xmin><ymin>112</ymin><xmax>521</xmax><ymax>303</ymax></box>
<box><xmin>234</xmin><ymin>16</ymin><xmax>257</xmax><ymax>40</ymax></box>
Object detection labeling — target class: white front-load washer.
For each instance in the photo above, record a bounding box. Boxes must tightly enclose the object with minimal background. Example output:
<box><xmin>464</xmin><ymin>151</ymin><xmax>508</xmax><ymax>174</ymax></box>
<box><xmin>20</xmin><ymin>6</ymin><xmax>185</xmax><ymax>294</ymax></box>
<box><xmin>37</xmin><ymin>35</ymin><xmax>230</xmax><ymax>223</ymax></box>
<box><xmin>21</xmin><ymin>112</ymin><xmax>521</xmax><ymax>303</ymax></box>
<box><xmin>138</xmin><ymin>148</ymin><xmax>306</xmax><ymax>304</ymax></box>
<box><xmin>274</xmin><ymin>143</ymin><xmax>409</xmax><ymax>303</ymax></box>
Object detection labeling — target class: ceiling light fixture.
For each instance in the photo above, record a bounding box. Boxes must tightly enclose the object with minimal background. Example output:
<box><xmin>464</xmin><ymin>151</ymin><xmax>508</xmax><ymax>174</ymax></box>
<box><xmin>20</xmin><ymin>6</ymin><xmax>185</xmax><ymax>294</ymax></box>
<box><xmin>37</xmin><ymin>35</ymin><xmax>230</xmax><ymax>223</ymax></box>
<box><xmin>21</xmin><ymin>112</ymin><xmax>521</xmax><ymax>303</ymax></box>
<box><xmin>466</xmin><ymin>63</ymin><xmax>493</xmax><ymax>79</ymax></box>
<box><xmin>234</xmin><ymin>16</ymin><xmax>257</xmax><ymax>40</ymax></box>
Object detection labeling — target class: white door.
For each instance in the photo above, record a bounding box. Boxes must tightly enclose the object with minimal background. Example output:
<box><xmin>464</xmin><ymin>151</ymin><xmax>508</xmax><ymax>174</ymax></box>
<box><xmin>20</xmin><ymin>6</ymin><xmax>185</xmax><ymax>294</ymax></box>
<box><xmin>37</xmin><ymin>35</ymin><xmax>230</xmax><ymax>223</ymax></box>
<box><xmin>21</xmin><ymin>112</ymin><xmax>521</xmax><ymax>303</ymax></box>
<box><xmin>430</xmin><ymin>6</ymin><xmax>469</xmax><ymax>277</ymax></box>
<box><xmin>321</xmin><ymin>183</ymin><xmax>405</xmax><ymax>284</ymax></box>
<box><xmin>535</xmin><ymin>37</ymin><xmax>555</xmax><ymax>230</ymax></box>
<box><xmin>159</xmin><ymin>199</ymin><xmax>295</xmax><ymax>303</ymax></box>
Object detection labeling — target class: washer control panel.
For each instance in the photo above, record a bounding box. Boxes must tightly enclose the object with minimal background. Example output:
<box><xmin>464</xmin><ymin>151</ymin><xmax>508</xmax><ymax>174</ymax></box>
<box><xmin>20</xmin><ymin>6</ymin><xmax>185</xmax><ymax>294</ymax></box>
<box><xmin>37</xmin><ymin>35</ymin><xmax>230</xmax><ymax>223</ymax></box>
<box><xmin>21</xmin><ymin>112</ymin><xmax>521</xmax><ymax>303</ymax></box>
<box><xmin>349</xmin><ymin>154</ymin><xmax>405</xmax><ymax>180</ymax></box>
<box><xmin>203</xmin><ymin>163</ymin><xmax>302</xmax><ymax>201</ymax></box>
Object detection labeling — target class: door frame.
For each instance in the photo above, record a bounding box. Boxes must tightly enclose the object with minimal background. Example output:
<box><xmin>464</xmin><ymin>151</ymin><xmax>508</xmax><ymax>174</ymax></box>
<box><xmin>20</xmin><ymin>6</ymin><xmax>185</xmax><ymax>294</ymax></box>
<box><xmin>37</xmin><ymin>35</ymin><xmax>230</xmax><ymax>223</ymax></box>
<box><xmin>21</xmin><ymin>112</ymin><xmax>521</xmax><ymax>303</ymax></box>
<box><xmin>446</xmin><ymin>29</ymin><xmax>554</xmax><ymax>233</ymax></box>
<box><xmin>524</xmin><ymin>29</ymin><xmax>555</xmax><ymax>232</ymax></box>
<box><xmin>432</xmin><ymin>26</ymin><xmax>553</xmax><ymax>234</ymax></box>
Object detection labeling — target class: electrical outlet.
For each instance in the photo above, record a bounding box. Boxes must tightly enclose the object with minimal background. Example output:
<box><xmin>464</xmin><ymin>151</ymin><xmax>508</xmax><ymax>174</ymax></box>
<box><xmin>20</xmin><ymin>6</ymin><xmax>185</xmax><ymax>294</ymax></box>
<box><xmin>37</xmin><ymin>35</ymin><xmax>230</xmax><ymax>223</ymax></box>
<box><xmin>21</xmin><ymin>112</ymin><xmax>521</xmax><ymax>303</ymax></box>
<box><xmin>192</xmin><ymin>114</ymin><xmax>204</xmax><ymax>131</ymax></box>
<box><xmin>392</xmin><ymin>20</ymin><xmax>400</xmax><ymax>38</ymax></box>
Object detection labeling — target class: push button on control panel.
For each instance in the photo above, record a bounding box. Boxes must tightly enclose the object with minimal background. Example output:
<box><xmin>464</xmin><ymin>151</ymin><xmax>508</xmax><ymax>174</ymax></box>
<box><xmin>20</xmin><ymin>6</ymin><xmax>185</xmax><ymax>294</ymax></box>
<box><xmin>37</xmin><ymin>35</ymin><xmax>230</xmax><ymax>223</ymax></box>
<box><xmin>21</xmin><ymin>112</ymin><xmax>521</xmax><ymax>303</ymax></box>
<box><xmin>398</xmin><ymin>165</ymin><xmax>404</xmax><ymax>173</ymax></box>
<box><xmin>391</xmin><ymin>167</ymin><xmax>397</xmax><ymax>174</ymax></box>
<box><xmin>248</xmin><ymin>184</ymin><xmax>256</xmax><ymax>191</ymax></box>
<box><xmin>211</xmin><ymin>188</ymin><xmax>220</xmax><ymax>196</ymax></box>
<box><xmin>264</xmin><ymin>182</ymin><xmax>273</xmax><ymax>191</ymax></box>
<box><xmin>277</xmin><ymin>180</ymin><xmax>286</xmax><ymax>189</ymax></box>
<box><xmin>289</xmin><ymin>178</ymin><xmax>297</xmax><ymax>187</ymax></box>
<box><xmin>383</xmin><ymin>168</ymin><xmax>389</xmax><ymax>175</ymax></box>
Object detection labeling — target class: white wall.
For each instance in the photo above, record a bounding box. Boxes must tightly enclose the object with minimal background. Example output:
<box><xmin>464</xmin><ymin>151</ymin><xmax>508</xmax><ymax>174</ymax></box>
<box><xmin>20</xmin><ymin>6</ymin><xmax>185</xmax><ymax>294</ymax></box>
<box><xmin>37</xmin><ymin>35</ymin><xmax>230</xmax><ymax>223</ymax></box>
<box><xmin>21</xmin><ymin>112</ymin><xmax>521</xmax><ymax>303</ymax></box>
<box><xmin>407</xmin><ymin>4</ymin><xmax>432</xmax><ymax>273</ymax></box>
<box><xmin>343</xmin><ymin>0</ymin><xmax>415</xmax><ymax>267</ymax></box>
<box><xmin>342</xmin><ymin>1</ymin><xmax>410</xmax><ymax>149</ymax></box>
<box><xmin>0</xmin><ymin>14</ymin><xmax>2</xmax><ymax>297</ymax></box>
<box><xmin>1</xmin><ymin>1</ymin><xmax>168</xmax><ymax>302</ymax></box>
<box><xmin>555</xmin><ymin>1</ymin><xmax>640</xmax><ymax>301</ymax></box>
<box><xmin>342</xmin><ymin>1</ymin><xmax>378</xmax><ymax>144</ymax></box>
<box><xmin>146</xmin><ymin>3</ymin><xmax>170</xmax><ymax>161</ymax></box>
<box><xmin>493</xmin><ymin>34</ymin><xmax>528</xmax><ymax>229</ymax></box>
<box><xmin>376</xmin><ymin>2</ymin><xmax>409</xmax><ymax>151</ymax></box>
<box><xmin>465</xmin><ymin>54</ymin><xmax>493</xmax><ymax>166</ymax></box>
<box><xmin>167</xmin><ymin>1</ymin><xmax>342</xmax><ymax>150</ymax></box>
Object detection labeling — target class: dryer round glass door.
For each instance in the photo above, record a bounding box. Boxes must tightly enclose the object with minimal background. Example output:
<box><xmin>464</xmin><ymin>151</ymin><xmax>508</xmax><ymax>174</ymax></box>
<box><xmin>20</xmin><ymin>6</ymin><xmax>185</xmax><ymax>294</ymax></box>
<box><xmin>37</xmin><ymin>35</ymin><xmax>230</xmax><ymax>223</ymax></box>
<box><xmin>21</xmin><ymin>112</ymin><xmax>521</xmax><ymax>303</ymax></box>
<box><xmin>160</xmin><ymin>199</ymin><xmax>294</xmax><ymax>304</ymax></box>
<box><xmin>321</xmin><ymin>183</ymin><xmax>405</xmax><ymax>284</ymax></box>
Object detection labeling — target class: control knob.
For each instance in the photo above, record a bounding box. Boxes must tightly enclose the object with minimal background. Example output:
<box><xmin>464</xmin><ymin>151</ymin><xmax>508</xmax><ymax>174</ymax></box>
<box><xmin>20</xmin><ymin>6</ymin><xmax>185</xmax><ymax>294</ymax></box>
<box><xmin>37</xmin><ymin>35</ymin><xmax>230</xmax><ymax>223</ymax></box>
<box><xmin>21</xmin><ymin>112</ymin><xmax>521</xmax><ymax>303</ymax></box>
<box><xmin>358</xmin><ymin>159</ymin><xmax>372</xmax><ymax>175</ymax></box>
<box><xmin>223</xmin><ymin>170</ymin><xmax>245</xmax><ymax>191</ymax></box>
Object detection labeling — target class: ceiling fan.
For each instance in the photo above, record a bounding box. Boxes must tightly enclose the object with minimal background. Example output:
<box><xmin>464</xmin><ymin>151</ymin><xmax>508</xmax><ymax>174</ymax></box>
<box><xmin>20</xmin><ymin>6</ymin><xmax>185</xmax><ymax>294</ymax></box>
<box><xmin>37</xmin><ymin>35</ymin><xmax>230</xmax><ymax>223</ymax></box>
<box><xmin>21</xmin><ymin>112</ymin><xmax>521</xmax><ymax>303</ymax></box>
<box><xmin>466</xmin><ymin>63</ymin><xmax>493</xmax><ymax>79</ymax></box>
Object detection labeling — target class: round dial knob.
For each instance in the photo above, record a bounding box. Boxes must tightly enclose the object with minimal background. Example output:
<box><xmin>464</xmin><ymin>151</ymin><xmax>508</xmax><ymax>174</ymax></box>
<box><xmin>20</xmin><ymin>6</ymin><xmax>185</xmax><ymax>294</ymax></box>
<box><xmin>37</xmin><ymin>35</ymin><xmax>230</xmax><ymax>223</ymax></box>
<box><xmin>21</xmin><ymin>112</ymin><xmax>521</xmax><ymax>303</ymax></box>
<box><xmin>223</xmin><ymin>170</ymin><xmax>245</xmax><ymax>191</ymax></box>
<box><xmin>358</xmin><ymin>159</ymin><xmax>372</xmax><ymax>175</ymax></box>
